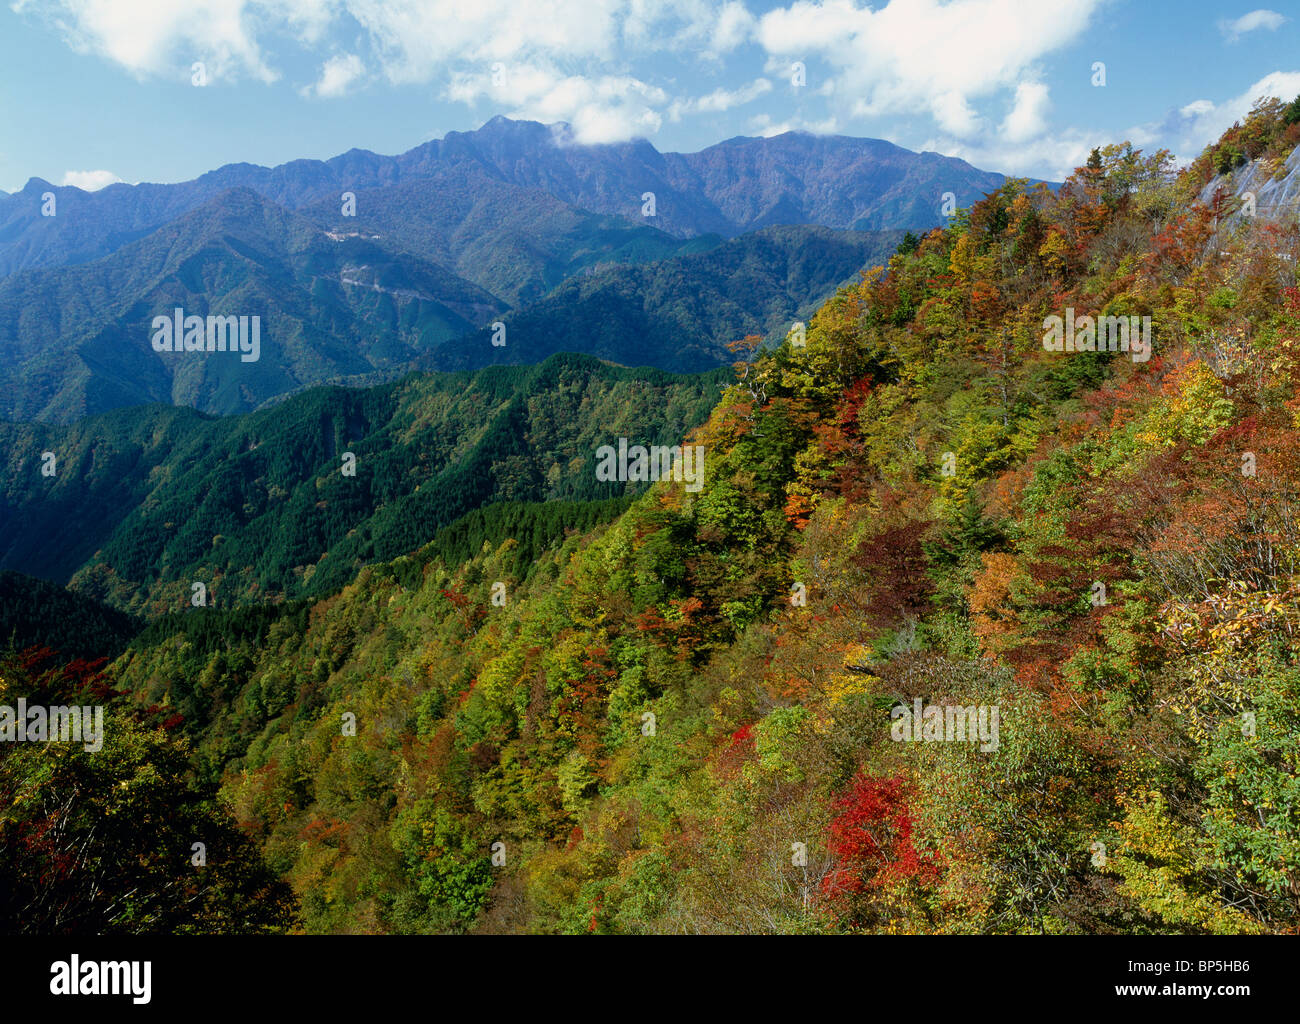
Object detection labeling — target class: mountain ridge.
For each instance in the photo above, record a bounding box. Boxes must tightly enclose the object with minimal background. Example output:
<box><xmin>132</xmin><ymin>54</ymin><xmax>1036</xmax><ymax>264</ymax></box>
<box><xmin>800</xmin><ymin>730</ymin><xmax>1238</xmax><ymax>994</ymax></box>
<box><xmin>0</xmin><ymin>352</ymin><xmax>728</xmax><ymax>615</ymax></box>
<box><xmin>0</xmin><ymin>117</ymin><xmax>1038</xmax><ymax>279</ymax></box>
<box><xmin>0</xmin><ymin>186</ymin><xmax>507</xmax><ymax>422</ymax></box>
<box><xmin>0</xmin><ymin>184</ymin><xmax>897</xmax><ymax>421</ymax></box>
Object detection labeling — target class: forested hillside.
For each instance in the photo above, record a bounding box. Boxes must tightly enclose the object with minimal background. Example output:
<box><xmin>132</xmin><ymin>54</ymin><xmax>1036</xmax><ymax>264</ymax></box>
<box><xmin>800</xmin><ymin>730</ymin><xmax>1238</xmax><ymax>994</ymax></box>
<box><xmin>296</xmin><ymin>162</ymin><xmax>713</xmax><ymax>308</ymax></box>
<box><xmin>4</xmin><ymin>101</ymin><xmax>1300</xmax><ymax>935</ymax></box>
<box><xmin>0</xmin><ymin>355</ymin><xmax>725</xmax><ymax>615</ymax></box>
<box><xmin>0</xmin><ymin>187</ymin><xmax>508</xmax><ymax>422</ymax></box>
<box><xmin>0</xmin><ymin>572</ymin><xmax>141</xmax><ymax>658</ymax></box>
<box><xmin>0</xmin><ymin>180</ymin><xmax>889</xmax><ymax>421</ymax></box>
<box><xmin>432</xmin><ymin>225</ymin><xmax>901</xmax><ymax>373</ymax></box>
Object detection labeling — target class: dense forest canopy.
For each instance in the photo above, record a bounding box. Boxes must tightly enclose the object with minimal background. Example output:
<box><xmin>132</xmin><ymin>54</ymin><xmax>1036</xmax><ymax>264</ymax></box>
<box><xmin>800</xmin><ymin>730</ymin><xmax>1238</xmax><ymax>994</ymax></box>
<box><xmin>0</xmin><ymin>355</ymin><xmax>725</xmax><ymax>616</ymax></box>
<box><xmin>4</xmin><ymin>98</ymin><xmax>1300</xmax><ymax>934</ymax></box>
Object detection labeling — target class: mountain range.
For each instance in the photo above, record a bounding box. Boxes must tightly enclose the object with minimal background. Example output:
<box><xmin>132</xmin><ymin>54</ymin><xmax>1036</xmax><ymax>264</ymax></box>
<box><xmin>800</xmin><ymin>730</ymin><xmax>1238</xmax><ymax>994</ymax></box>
<box><xmin>0</xmin><ymin>118</ymin><xmax>1036</xmax><ymax>422</ymax></box>
<box><xmin>0</xmin><ymin>185</ymin><xmax>895</xmax><ymax>420</ymax></box>
<box><xmin>0</xmin><ymin>116</ymin><xmax>1022</xmax><ymax>278</ymax></box>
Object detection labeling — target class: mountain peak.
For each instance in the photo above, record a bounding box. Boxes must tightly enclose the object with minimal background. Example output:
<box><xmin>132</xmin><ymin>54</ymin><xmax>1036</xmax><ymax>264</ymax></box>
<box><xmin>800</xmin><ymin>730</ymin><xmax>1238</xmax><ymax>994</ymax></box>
<box><xmin>0</xmin><ymin>121</ymin><xmax>1031</xmax><ymax>284</ymax></box>
<box><xmin>482</xmin><ymin>114</ymin><xmax>530</xmax><ymax>129</ymax></box>
<box><xmin>472</xmin><ymin>114</ymin><xmax>552</xmax><ymax>136</ymax></box>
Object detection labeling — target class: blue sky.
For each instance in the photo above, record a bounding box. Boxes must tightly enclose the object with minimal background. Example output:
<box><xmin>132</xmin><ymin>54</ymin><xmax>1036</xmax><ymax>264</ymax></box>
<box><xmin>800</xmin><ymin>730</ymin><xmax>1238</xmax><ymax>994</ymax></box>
<box><xmin>2</xmin><ymin>0</ymin><xmax>1299</xmax><ymax>194</ymax></box>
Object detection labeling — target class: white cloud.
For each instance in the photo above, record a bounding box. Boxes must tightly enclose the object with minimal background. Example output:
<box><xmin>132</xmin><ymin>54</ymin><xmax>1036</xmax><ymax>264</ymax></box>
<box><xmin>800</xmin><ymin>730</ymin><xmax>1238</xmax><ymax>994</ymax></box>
<box><xmin>623</xmin><ymin>0</ymin><xmax>727</xmax><ymax>50</ymax></box>
<box><xmin>931</xmin><ymin>90</ymin><xmax>981</xmax><ymax>138</ymax></box>
<box><xmin>11</xmin><ymin>0</ymin><xmax>639</xmax><ymax>86</ymax></box>
<box><xmin>13</xmin><ymin>0</ymin><xmax>281</xmax><ymax>82</ymax></box>
<box><xmin>923</xmin><ymin>130</ymin><xmax>1093</xmax><ymax>182</ymax></box>
<box><xmin>60</xmin><ymin>169</ymin><xmax>122</xmax><ymax>190</ymax></box>
<box><xmin>1152</xmin><ymin>70</ymin><xmax>1300</xmax><ymax>158</ymax></box>
<box><xmin>940</xmin><ymin>69</ymin><xmax>1300</xmax><ymax>180</ymax></box>
<box><xmin>302</xmin><ymin>53</ymin><xmax>365</xmax><ymax>97</ymax></box>
<box><xmin>1000</xmin><ymin>80</ymin><xmax>1051</xmax><ymax>143</ymax></box>
<box><xmin>949</xmin><ymin>69</ymin><xmax>1300</xmax><ymax>180</ymax></box>
<box><xmin>348</xmin><ymin>0</ymin><xmax>625</xmax><ymax>83</ymax></box>
<box><xmin>448</xmin><ymin>63</ymin><xmax>669</xmax><ymax>144</ymax></box>
<box><xmin>1179</xmin><ymin>98</ymin><xmax>1216</xmax><ymax>118</ymax></box>
<box><xmin>1218</xmin><ymin>9</ymin><xmax>1288</xmax><ymax>42</ymax></box>
<box><xmin>747</xmin><ymin>111</ymin><xmax>837</xmax><ymax>137</ymax></box>
<box><xmin>14</xmin><ymin>0</ymin><xmax>769</xmax><ymax>142</ymax></box>
<box><xmin>7</xmin><ymin>0</ymin><xmax>1110</xmax><ymax>157</ymax></box>
<box><xmin>697</xmin><ymin>77</ymin><xmax>771</xmax><ymax>112</ymax></box>
<box><xmin>668</xmin><ymin>77</ymin><xmax>771</xmax><ymax>119</ymax></box>
<box><xmin>708</xmin><ymin>0</ymin><xmax>756</xmax><ymax>55</ymax></box>
<box><xmin>755</xmin><ymin>0</ymin><xmax>1101</xmax><ymax>138</ymax></box>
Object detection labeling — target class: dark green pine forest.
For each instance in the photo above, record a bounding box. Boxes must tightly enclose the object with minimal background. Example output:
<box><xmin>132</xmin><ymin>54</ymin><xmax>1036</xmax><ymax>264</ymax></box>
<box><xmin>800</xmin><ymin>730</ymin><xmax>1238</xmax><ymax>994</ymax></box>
<box><xmin>0</xmin><ymin>355</ymin><xmax>726</xmax><ymax>614</ymax></box>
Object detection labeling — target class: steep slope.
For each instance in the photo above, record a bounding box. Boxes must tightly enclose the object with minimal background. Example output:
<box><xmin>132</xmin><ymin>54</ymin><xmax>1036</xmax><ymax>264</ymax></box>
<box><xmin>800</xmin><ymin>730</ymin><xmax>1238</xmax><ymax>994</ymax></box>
<box><xmin>0</xmin><ymin>353</ymin><xmax>726</xmax><ymax>614</ymax></box>
<box><xmin>0</xmin><ymin>571</ymin><xmax>142</xmax><ymax>658</ymax></box>
<box><xmin>667</xmin><ymin>129</ymin><xmax>1009</xmax><ymax>232</ymax></box>
<box><xmin>432</xmin><ymin>225</ymin><xmax>902</xmax><ymax>373</ymax></box>
<box><xmin>296</xmin><ymin>162</ymin><xmax>713</xmax><ymax>307</ymax></box>
<box><xmin>98</xmin><ymin>115</ymin><xmax>1300</xmax><ymax>936</ymax></box>
<box><xmin>0</xmin><ymin>187</ymin><xmax>507</xmax><ymax>422</ymax></box>
<box><xmin>1</xmin><ymin>181</ymin><xmax>896</xmax><ymax>421</ymax></box>
<box><xmin>1194</xmin><ymin>96</ymin><xmax>1300</xmax><ymax>225</ymax></box>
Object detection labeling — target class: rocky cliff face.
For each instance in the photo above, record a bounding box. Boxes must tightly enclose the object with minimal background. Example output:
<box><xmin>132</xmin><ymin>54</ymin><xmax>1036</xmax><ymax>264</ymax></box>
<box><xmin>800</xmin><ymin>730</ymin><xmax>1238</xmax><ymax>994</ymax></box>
<box><xmin>1199</xmin><ymin>142</ymin><xmax>1300</xmax><ymax>224</ymax></box>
